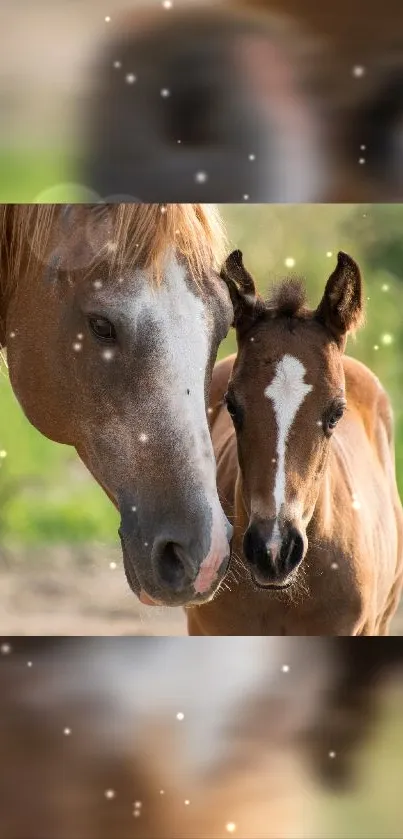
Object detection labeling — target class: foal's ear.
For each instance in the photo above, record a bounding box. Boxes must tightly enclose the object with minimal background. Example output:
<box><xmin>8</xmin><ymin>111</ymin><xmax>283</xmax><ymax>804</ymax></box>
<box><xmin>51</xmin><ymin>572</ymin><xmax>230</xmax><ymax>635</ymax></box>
<box><xmin>315</xmin><ymin>252</ymin><xmax>364</xmax><ymax>347</ymax></box>
<box><xmin>220</xmin><ymin>250</ymin><xmax>265</xmax><ymax>332</ymax></box>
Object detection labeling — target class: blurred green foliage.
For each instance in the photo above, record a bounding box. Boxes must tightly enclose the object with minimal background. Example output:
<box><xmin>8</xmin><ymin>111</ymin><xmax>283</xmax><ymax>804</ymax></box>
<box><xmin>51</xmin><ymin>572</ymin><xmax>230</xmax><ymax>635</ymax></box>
<box><xmin>0</xmin><ymin>151</ymin><xmax>76</xmax><ymax>203</ymax></box>
<box><xmin>0</xmin><ymin>204</ymin><xmax>402</xmax><ymax>545</ymax></box>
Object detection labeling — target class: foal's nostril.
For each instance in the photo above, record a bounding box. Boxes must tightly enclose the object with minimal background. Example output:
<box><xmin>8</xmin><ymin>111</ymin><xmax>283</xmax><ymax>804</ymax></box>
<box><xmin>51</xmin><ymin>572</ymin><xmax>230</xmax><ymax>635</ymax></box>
<box><xmin>156</xmin><ymin>542</ymin><xmax>189</xmax><ymax>590</ymax></box>
<box><xmin>281</xmin><ymin>529</ymin><xmax>304</xmax><ymax>572</ymax></box>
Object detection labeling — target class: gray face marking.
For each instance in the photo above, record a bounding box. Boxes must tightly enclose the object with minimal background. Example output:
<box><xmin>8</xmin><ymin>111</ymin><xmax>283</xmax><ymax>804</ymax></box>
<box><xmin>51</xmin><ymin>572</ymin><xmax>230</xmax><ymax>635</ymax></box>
<box><xmin>122</xmin><ymin>254</ymin><xmax>216</xmax><ymax>491</ymax></box>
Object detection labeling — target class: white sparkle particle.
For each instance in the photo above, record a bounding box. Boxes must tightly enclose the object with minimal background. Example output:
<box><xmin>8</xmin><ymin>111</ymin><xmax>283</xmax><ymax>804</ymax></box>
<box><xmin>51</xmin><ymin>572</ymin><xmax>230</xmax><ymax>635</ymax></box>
<box><xmin>326</xmin><ymin>251</ymin><xmax>333</xmax><ymax>257</ymax></box>
<box><xmin>105</xmin><ymin>16</ymin><xmax>111</xmax><ymax>23</ymax></box>
<box><xmin>73</xmin><ymin>342</ymin><xmax>82</xmax><ymax>352</ymax></box>
<box><xmin>1</xmin><ymin>643</ymin><xmax>11</xmax><ymax>655</ymax></box>
<box><xmin>176</xmin><ymin>712</ymin><xmax>185</xmax><ymax>721</ymax></box>
<box><xmin>113</xmin><ymin>61</ymin><xmax>122</xmax><ymax>69</ymax></box>
<box><xmin>102</xmin><ymin>348</ymin><xmax>115</xmax><ymax>361</ymax></box>
<box><xmin>133</xmin><ymin>811</ymin><xmax>141</xmax><ymax>818</ymax></box>
<box><xmin>139</xmin><ymin>433</ymin><xmax>148</xmax><ymax>443</ymax></box>
<box><xmin>63</xmin><ymin>727</ymin><xmax>72</xmax><ymax>736</ymax></box>
<box><xmin>93</xmin><ymin>279</ymin><xmax>103</xmax><ymax>289</ymax></box>
<box><xmin>281</xmin><ymin>664</ymin><xmax>290</xmax><ymax>673</ymax></box>
<box><xmin>160</xmin><ymin>205</ymin><xmax>167</xmax><ymax>213</ymax></box>
<box><xmin>359</xmin><ymin>157</ymin><xmax>366</xmax><ymax>165</ymax></box>
<box><xmin>352</xmin><ymin>499</ymin><xmax>361</xmax><ymax>511</ymax></box>
<box><xmin>248</xmin><ymin>154</ymin><xmax>256</xmax><ymax>161</ymax></box>
<box><xmin>109</xmin><ymin>561</ymin><xmax>117</xmax><ymax>570</ymax></box>
<box><xmin>284</xmin><ymin>257</ymin><xmax>295</xmax><ymax>268</ymax></box>
<box><xmin>250</xmin><ymin>337</ymin><xmax>255</xmax><ymax>342</ymax></box>
<box><xmin>160</xmin><ymin>790</ymin><xmax>165</xmax><ymax>795</ymax></box>
<box><xmin>330</xmin><ymin>562</ymin><xmax>339</xmax><ymax>570</ymax></box>
<box><xmin>352</xmin><ymin>65</ymin><xmax>365</xmax><ymax>77</ymax></box>
<box><xmin>184</xmin><ymin>800</ymin><xmax>190</xmax><ymax>806</ymax></box>
<box><xmin>27</xmin><ymin>661</ymin><xmax>33</xmax><ymax>667</ymax></box>
<box><xmin>134</xmin><ymin>801</ymin><xmax>142</xmax><ymax>809</ymax></box>
<box><xmin>0</xmin><ymin>450</ymin><xmax>7</xmax><ymax>459</ymax></box>
<box><xmin>77</xmin><ymin>333</ymin><xmax>84</xmax><ymax>340</ymax></box>
<box><xmin>177</xmin><ymin>139</ymin><xmax>181</xmax><ymax>144</ymax></box>
<box><xmin>195</xmin><ymin>171</ymin><xmax>208</xmax><ymax>183</ymax></box>
<box><xmin>161</xmin><ymin>88</ymin><xmax>170</xmax><ymax>98</ymax></box>
<box><xmin>9</xmin><ymin>331</ymin><xmax>16</xmax><ymax>338</ymax></box>
<box><xmin>360</xmin><ymin>144</ymin><xmax>366</xmax><ymax>151</ymax></box>
<box><xmin>144</xmin><ymin>542</ymin><xmax>149</xmax><ymax>548</ymax></box>
<box><xmin>381</xmin><ymin>333</ymin><xmax>393</xmax><ymax>345</ymax></box>
<box><xmin>207</xmin><ymin>407</ymin><xmax>213</xmax><ymax>415</ymax></box>
<box><xmin>131</xmin><ymin>505</ymin><xmax>137</xmax><ymax>512</ymax></box>
<box><xmin>226</xmin><ymin>823</ymin><xmax>236</xmax><ymax>834</ymax></box>
<box><xmin>329</xmin><ymin>751</ymin><xmax>336</xmax><ymax>759</ymax></box>
<box><xmin>381</xmin><ymin>284</ymin><xmax>389</xmax><ymax>292</ymax></box>
<box><xmin>105</xmin><ymin>789</ymin><xmax>115</xmax><ymax>800</ymax></box>
<box><xmin>316</xmin><ymin>420</ymin><xmax>323</xmax><ymax>427</ymax></box>
<box><xmin>374</xmin><ymin>344</ymin><xmax>379</xmax><ymax>351</ymax></box>
<box><xmin>163</xmin><ymin>0</ymin><xmax>173</xmax><ymax>7</ymax></box>
<box><xmin>126</xmin><ymin>73</ymin><xmax>137</xmax><ymax>84</ymax></box>
<box><xmin>118</xmin><ymin>277</ymin><xmax>124</xmax><ymax>284</ymax></box>
<box><xmin>243</xmin><ymin>194</ymin><xmax>249</xmax><ymax>201</ymax></box>
<box><xmin>271</xmin><ymin>458</ymin><xmax>276</xmax><ymax>464</ymax></box>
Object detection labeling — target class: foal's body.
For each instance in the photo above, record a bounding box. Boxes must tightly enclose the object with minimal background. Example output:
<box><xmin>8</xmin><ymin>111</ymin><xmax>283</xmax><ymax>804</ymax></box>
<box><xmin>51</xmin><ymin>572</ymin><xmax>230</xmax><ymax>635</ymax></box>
<box><xmin>188</xmin><ymin>259</ymin><xmax>403</xmax><ymax>636</ymax></box>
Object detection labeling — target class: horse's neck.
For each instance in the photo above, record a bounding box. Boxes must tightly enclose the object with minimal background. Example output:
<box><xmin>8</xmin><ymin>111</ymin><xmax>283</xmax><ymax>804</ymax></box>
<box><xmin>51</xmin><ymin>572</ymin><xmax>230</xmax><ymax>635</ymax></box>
<box><xmin>0</xmin><ymin>279</ymin><xmax>8</xmax><ymax>347</ymax></box>
<box><xmin>0</xmin><ymin>205</ymin><xmax>12</xmax><ymax>348</ymax></box>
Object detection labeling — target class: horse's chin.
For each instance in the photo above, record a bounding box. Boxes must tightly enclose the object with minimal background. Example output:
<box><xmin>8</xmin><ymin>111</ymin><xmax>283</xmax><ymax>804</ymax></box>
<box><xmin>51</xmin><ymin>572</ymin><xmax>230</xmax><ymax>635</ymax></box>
<box><xmin>250</xmin><ymin>571</ymin><xmax>295</xmax><ymax>591</ymax></box>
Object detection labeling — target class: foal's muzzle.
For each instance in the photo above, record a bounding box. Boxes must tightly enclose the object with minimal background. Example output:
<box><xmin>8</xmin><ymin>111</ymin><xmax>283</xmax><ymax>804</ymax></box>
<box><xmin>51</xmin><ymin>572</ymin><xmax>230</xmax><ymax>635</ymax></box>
<box><xmin>243</xmin><ymin>519</ymin><xmax>305</xmax><ymax>589</ymax></box>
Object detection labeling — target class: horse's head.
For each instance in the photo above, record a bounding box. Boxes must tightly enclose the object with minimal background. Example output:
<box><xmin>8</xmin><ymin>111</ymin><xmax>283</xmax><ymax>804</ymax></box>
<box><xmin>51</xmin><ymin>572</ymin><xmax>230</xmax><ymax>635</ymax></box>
<box><xmin>5</xmin><ymin>205</ymin><xmax>234</xmax><ymax>606</ymax></box>
<box><xmin>220</xmin><ymin>249</ymin><xmax>364</xmax><ymax>589</ymax></box>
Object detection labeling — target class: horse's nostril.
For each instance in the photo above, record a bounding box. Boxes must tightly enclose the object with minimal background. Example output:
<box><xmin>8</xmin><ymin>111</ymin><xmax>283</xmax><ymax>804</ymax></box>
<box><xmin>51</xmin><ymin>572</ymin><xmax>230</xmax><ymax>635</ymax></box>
<box><xmin>156</xmin><ymin>542</ymin><xmax>188</xmax><ymax>590</ymax></box>
<box><xmin>281</xmin><ymin>530</ymin><xmax>304</xmax><ymax>571</ymax></box>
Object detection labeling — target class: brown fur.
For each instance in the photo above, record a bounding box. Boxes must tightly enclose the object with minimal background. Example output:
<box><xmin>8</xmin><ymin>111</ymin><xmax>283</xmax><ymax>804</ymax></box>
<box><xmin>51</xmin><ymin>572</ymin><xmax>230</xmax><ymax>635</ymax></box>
<box><xmin>188</xmin><ymin>255</ymin><xmax>403</xmax><ymax>636</ymax></box>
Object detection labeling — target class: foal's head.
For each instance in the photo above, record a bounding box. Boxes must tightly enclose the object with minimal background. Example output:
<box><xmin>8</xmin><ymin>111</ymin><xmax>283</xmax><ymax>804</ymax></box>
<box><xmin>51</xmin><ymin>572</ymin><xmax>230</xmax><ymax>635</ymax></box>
<box><xmin>221</xmin><ymin>250</ymin><xmax>364</xmax><ymax>589</ymax></box>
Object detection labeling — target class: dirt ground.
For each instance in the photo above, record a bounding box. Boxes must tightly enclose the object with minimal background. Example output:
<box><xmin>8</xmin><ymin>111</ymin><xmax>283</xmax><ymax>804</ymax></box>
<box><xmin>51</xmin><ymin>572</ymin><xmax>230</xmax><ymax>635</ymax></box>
<box><xmin>0</xmin><ymin>545</ymin><xmax>186</xmax><ymax>636</ymax></box>
<box><xmin>1</xmin><ymin>544</ymin><xmax>402</xmax><ymax>636</ymax></box>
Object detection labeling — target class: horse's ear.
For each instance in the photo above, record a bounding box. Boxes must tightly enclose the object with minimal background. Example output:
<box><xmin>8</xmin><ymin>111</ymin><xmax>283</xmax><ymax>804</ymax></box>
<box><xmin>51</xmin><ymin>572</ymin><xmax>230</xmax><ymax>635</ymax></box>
<box><xmin>220</xmin><ymin>250</ymin><xmax>265</xmax><ymax>332</ymax></box>
<box><xmin>315</xmin><ymin>252</ymin><xmax>364</xmax><ymax>347</ymax></box>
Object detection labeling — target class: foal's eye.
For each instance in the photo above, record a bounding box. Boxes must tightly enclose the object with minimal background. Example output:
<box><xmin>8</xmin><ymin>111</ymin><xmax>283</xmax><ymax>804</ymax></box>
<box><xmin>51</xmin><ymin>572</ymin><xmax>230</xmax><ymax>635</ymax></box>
<box><xmin>88</xmin><ymin>316</ymin><xmax>116</xmax><ymax>343</ymax></box>
<box><xmin>224</xmin><ymin>391</ymin><xmax>243</xmax><ymax>429</ymax></box>
<box><xmin>323</xmin><ymin>401</ymin><xmax>346</xmax><ymax>435</ymax></box>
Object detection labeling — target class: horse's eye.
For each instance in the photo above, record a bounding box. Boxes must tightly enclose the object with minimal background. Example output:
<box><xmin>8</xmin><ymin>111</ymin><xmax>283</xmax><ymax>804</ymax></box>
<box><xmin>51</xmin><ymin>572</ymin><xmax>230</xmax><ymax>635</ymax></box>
<box><xmin>224</xmin><ymin>391</ymin><xmax>243</xmax><ymax>430</ymax></box>
<box><xmin>324</xmin><ymin>402</ymin><xmax>345</xmax><ymax>434</ymax></box>
<box><xmin>88</xmin><ymin>316</ymin><xmax>116</xmax><ymax>343</ymax></box>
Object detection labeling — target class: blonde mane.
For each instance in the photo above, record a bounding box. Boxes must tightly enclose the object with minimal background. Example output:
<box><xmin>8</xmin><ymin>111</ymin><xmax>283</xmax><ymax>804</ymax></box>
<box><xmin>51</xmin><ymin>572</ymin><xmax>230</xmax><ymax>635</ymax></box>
<box><xmin>0</xmin><ymin>204</ymin><xmax>227</xmax><ymax>300</ymax></box>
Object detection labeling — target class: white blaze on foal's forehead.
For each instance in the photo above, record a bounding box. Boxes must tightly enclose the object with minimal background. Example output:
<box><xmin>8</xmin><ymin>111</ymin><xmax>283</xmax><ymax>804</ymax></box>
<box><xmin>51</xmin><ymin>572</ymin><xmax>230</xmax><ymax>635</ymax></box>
<box><xmin>264</xmin><ymin>354</ymin><xmax>313</xmax><ymax>516</ymax></box>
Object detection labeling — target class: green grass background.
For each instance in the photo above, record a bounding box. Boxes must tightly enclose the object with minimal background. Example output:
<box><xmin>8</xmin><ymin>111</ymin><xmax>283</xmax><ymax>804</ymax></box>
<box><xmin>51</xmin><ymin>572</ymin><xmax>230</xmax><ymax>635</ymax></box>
<box><xmin>0</xmin><ymin>201</ymin><xmax>402</xmax><ymax>546</ymax></box>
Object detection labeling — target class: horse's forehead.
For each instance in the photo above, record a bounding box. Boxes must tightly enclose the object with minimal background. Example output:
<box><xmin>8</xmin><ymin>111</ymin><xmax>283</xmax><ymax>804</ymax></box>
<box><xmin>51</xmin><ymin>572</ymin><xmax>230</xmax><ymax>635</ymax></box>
<box><xmin>124</xmin><ymin>259</ymin><xmax>207</xmax><ymax>322</ymax></box>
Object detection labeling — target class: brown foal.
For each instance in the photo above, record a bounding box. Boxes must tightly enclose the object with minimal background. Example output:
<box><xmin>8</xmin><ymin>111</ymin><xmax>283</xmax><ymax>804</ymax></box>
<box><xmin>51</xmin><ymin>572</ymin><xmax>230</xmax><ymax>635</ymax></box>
<box><xmin>187</xmin><ymin>250</ymin><xmax>403</xmax><ymax>635</ymax></box>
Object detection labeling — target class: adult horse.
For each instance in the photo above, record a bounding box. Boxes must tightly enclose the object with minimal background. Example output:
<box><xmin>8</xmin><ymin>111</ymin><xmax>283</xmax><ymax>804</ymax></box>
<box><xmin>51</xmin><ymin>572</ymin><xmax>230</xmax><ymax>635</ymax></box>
<box><xmin>188</xmin><ymin>250</ymin><xmax>403</xmax><ymax>635</ymax></box>
<box><xmin>0</xmin><ymin>204</ymin><xmax>234</xmax><ymax>608</ymax></box>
